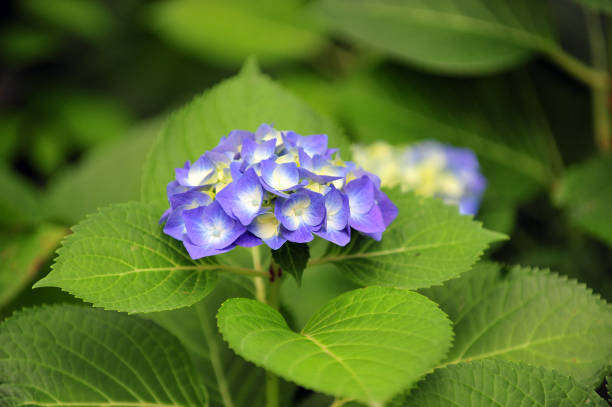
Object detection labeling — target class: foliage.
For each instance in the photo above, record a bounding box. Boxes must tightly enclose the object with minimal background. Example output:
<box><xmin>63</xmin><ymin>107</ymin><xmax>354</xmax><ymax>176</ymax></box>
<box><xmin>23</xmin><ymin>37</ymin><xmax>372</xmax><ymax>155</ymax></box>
<box><xmin>1</xmin><ymin>0</ymin><xmax>612</xmax><ymax>406</ymax></box>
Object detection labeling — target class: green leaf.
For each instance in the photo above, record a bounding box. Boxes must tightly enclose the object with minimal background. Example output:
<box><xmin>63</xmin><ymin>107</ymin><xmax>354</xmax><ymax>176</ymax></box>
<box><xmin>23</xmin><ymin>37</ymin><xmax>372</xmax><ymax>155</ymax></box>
<box><xmin>272</xmin><ymin>242</ymin><xmax>310</xmax><ymax>285</ymax></box>
<box><xmin>0</xmin><ymin>165</ymin><xmax>41</xmax><ymax>228</ymax></box>
<box><xmin>0</xmin><ymin>304</ymin><xmax>207</xmax><ymax>406</ymax></box>
<box><xmin>141</xmin><ymin>59</ymin><xmax>350</xmax><ymax>206</ymax></box>
<box><xmin>310</xmin><ymin>0</ymin><xmax>557</xmax><ymax>74</ymax></box>
<box><xmin>20</xmin><ymin>0</ymin><xmax>115</xmax><ymax>42</ymax></box>
<box><xmin>555</xmin><ymin>156</ymin><xmax>612</xmax><ymax>246</ymax></box>
<box><xmin>0</xmin><ymin>224</ymin><xmax>66</xmax><ymax>309</ymax></box>
<box><xmin>149</xmin><ymin>274</ymin><xmax>269</xmax><ymax>407</ymax></box>
<box><xmin>217</xmin><ymin>286</ymin><xmax>453</xmax><ymax>404</ymax></box>
<box><xmin>338</xmin><ymin>70</ymin><xmax>559</xmax><ymax>205</ymax></box>
<box><xmin>420</xmin><ymin>262</ymin><xmax>612</xmax><ymax>386</ymax></box>
<box><xmin>146</xmin><ymin>0</ymin><xmax>326</xmax><ymax>66</ymax></box>
<box><xmin>281</xmin><ymin>263</ymin><xmax>359</xmax><ymax>331</ymax></box>
<box><xmin>393</xmin><ymin>359</ymin><xmax>608</xmax><ymax>406</ymax></box>
<box><xmin>45</xmin><ymin>118</ymin><xmax>161</xmax><ymax>224</ymax></box>
<box><xmin>35</xmin><ymin>202</ymin><xmax>221</xmax><ymax>313</ymax></box>
<box><xmin>312</xmin><ymin>191</ymin><xmax>505</xmax><ymax>289</ymax></box>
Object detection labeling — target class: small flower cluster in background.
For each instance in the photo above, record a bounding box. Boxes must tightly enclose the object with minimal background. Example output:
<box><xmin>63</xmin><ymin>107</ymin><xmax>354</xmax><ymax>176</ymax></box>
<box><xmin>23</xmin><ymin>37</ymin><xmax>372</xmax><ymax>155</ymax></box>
<box><xmin>160</xmin><ymin>124</ymin><xmax>397</xmax><ymax>259</ymax></box>
<box><xmin>352</xmin><ymin>141</ymin><xmax>486</xmax><ymax>215</ymax></box>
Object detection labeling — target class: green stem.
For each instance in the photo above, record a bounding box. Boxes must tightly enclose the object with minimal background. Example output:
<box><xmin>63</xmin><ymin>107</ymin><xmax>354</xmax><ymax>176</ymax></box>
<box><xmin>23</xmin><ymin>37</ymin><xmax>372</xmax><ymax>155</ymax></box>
<box><xmin>545</xmin><ymin>45</ymin><xmax>609</xmax><ymax>91</ymax></box>
<box><xmin>260</xmin><ymin>258</ymin><xmax>281</xmax><ymax>407</ymax></box>
<box><xmin>585</xmin><ymin>10</ymin><xmax>611</xmax><ymax>152</ymax></box>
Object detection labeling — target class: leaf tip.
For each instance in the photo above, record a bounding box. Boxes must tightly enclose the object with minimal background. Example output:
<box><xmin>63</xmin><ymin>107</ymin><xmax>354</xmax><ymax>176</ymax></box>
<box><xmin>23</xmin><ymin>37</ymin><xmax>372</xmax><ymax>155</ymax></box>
<box><xmin>240</xmin><ymin>56</ymin><xmax>261</xmax><ymax>77</ymax></box>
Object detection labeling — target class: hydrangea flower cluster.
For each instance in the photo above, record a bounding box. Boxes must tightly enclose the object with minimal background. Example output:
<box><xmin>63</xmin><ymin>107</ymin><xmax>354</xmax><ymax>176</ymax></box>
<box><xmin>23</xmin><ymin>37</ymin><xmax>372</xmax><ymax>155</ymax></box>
<box><xmin>352</xmin><ymin>141</ymin><xmax>486</xmax><ymax>215</ymax></box>
<box><xmin>160</xmin><ymin>124</ymin><xmax>398</xmax><ymax>259</ymax></box>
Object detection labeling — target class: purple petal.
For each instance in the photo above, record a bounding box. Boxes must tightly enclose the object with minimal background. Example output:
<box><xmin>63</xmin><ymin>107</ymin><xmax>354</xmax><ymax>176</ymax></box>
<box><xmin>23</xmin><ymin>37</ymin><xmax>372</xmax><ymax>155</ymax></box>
<box><xmin>176</xmin><ymin>155</ymin><xmax>215</xmax><ymax>187</ymax></box>
<box><xmin>345</xmin><ymin>176</ymin><xmax>375</xmax><ymax>215</ymax></box>
<box><xmin>163</xmin><ymin>210</ymin><xmax>188</xmax><ymax>240</ymax></box>
<box><xmin>248</xmin><ymin>213</ymin><xmax>287</xmax><ymax>250</ymax></box>
<box><xmin>260</xmin><ymin>159</ymin><xmax>300</xmax><ymax>194</ymax></box>
<box><xmin>315</xmin><ymin>225</ymin><xmax>351</xmax><ymax>246</ymax></box>
<box><xmin>242</xmin><ymin>138</ymin><xmax>276</xmax><ymax>164</ymax></box>
<box><xmin>281</xmin><ymin>223</ymin><xmax>314</xmax><ymax>243</ymax></box>
<box><xmin>169</xmin><ymin>190</ymin><xmax>212</xmax><ymax>210</ymax></box>
<box><xmin>298</xmin><ymin>134</ymin><xmax>328</xmax><ymax>156</ymax></box>
<box><xmin>233</xmin><ymin>232</ymin><xmax>263</xmax><ymax>248</ymax></box>
<box><xmin>350</xmin><ymin>203</ymin><xmax>386</xmax><ymax>234</ymax></box>
<box><xmin>230</xmin><ymin>169</ymin><xmax>264</xmax><ymax>225</ymax></box>
<box><xmin>375</xmin><ymin>189</ymin><xmax>398</xmax><ymax>228</ymax></box>
<box><xmin>184</xmin><ymin>202</ymin><xmax>245</xmax><ymax>249</ymax></box>
<box><xmin>182</xmin><ymin>235</ymin><xmax>234</xmax><ymax>260</ymax></box>
<box><xmin>213</xmin><ymin>130</ymin><xmax>254</xmax><ymax>155</ymax></box>
<box><xmin>324</xmin><ymin>187</ymin><xmax>349</xmax><ymax>231</ymax></box>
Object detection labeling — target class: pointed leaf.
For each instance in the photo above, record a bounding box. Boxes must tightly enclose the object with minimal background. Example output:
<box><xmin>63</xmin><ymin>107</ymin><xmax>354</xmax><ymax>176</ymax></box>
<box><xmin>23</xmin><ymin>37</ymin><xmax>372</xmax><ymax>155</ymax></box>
<box><xmin>393</xmin><ymin>359</ymin><xmax>608</xmax><ymax>407</ymax></box>
<box><xmin>312</xmin><ymin>191</ymin><xmax>505</xmax><ymax>289</ymax></box>
<box><xmin>421</xmin><ymin>262</ymin><xmax>612</xmax><ymax>386</ymax></box>
<box><xmin>310</xmin><ymin>0</ymin><xmax>558</xmax><ymax>74</ymax></box>
<box><xmin>272</xmin><ymin>242</ymin><xmax>310</xmax><ymax>285</ymax></box>
<box><xmin>217</xmin><ymin>286</ymin><xmax>452</xmax><ymax>404</ymax></box>
<box><xmin>141</xmin><ymin>59</ymin><xmax>350</xmax><ymax>206</ymax></box>
<box><xmin>0</xmin><ymin>304</ymin><xmax>207</xmax><ymax>406</ymax></box>
<box><xmin>35</xmin><ymin>202</ymin><xmax>220</xmax><ymax>313</ymax></box>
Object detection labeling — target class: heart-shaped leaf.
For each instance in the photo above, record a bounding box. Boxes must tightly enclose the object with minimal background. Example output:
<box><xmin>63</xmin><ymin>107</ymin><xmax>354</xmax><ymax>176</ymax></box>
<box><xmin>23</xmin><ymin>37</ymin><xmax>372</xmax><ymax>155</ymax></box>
<box><xmin>217</xmin><ymin>286</ymin><xmax>452</xmax><ymax>404</ymax></box>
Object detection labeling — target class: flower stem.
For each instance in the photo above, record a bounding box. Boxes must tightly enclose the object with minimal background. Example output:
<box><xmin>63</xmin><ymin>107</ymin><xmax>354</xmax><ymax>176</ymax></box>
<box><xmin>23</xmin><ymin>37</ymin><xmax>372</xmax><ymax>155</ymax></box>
<box><xmin>585</xmin><ymin>9</ymin><xmax>611</xmax><ymax>152</ymax></box>
<box><xmin>254</xmin><ymin>255</ymin><xmax>282</xmax><ymax>407</ymax></box>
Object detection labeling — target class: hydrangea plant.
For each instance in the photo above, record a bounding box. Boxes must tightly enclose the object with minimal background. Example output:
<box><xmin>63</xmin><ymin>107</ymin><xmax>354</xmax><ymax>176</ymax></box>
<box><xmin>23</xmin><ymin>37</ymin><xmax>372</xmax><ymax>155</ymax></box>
<box><xmin>352</xmin><ymin>141</ymin><xmax>486</xmax><ymax>215</ymax></box>
<box><xmin>161</xmin><ymin>124</ymin><xmax>397</xmax><ymax>259</ymax></box>
<box><xmin>1</xmin><ymin>62</ymin><xmax>610</xmax><ymax>407</ymax></box>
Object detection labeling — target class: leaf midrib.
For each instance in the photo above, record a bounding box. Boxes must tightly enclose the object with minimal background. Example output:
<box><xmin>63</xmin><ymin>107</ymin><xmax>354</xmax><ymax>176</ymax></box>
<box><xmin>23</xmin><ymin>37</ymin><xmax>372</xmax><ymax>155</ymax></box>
<box><xmin>331</xmin><ymin>1</ymin><xmax>557</xmax><ymax>51</ymax></box>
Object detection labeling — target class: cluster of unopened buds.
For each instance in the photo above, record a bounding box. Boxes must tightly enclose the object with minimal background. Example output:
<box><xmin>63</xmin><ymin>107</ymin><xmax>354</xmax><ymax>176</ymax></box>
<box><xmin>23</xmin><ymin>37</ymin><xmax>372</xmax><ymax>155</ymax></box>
<box><xmin>352</xmin><ymin>141</ymin><xmax>486</xmax><ymax>215</ymax></box>
<box><xmin>161</xmin><ymin>124</ymin><xmax>398</xmax><ymax>259</ymax></box>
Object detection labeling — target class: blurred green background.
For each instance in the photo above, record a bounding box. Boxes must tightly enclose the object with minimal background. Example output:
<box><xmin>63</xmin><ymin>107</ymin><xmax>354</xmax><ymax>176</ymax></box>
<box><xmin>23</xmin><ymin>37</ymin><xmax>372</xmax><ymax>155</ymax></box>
<box><xmin>1</xmin><ymin>0</ymin><xmax>611</xmax><ymax>322</ymax></box>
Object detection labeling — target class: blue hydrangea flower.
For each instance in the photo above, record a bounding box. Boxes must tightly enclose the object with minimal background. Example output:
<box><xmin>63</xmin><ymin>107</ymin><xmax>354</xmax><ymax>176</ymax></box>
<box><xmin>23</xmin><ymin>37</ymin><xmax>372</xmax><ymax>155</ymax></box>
<box><xmin>352</xmin><ymin>140</ymin><xmax>486</xmax><ymax>215</ymax></box>
<box><xmin>160</xmin><ymin>124</ymin><xmax>398</xmax><ymax>259</ymax></box>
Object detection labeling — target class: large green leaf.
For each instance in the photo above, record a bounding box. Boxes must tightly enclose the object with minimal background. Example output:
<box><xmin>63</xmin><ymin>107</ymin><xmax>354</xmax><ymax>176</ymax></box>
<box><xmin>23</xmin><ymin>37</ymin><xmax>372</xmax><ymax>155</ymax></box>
<box><xmin>141</xmin><ymin>59</ymin><xmax>349</xmax><ymax>206</ymax></box>
<box><xmin>555</xmin><ymin>156</ymin><xmax>612</xmax><ymax>246</ymax></box>
<box><xmin>0</xmin><ymin>304</ymin><xmax>207</xmax><ymax>406</ymax></box>
<box><xmin>45</xmin><ymin>118</ymin><xmax>161</xmax><ymax>224</ymax></box>
<box><xmin>150</xmin><ymin>274</ymin><xmax>269</xmax><ymax>407</ymax></box>
<box><xmin>311</xmin><ymin>191</ymin><xmax>505</xmax><ymax>289</ymax></box>
<box><xmin>310</xmin><ymin>0</ymin><xmax>557</xmax><ymax>74</ymax></box>
<box><xmin>421</xmin><ymin>262</ymin><xmax>612</xmax><ymax>386</ymax></box>
<box><xmin>394</xmin><ymin>359</ymin><xmax>608</xmax><ymax>406</ymax></box>
<box><xmin>35</xmin><ymin>202</ymin><xmax>224</xmax><ymax>313</ymax></box>
<box><xmin>21</xmin><ymin>0</ymin><xmax>115</xmax><ymax>42</ymax></box>
<box><xmin>146</xmin><ymin>0</ymin><xmax>326</xmax><ymax>66</ymax></box>
<box><xmin>338</xmin><ymin>70</ymin><xmax>559</xmax><ymax>205</ymax></box>
<box><xmin>217</xmin><ymin>286</ymin><xmax>452</xmax><ymax>404</ymax></box>
<box><xmin>0</xmin><ymin>224</ymin><xmax>66</xmax><ymax>309</ymax></box>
